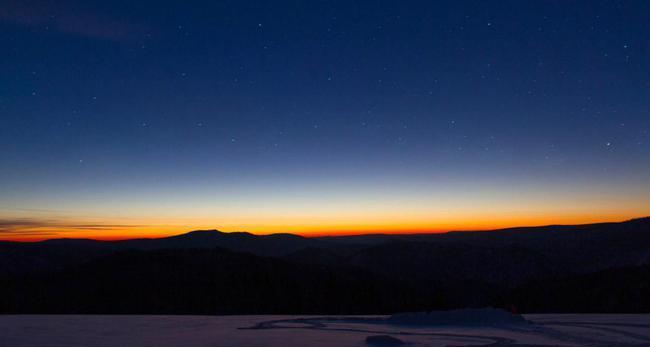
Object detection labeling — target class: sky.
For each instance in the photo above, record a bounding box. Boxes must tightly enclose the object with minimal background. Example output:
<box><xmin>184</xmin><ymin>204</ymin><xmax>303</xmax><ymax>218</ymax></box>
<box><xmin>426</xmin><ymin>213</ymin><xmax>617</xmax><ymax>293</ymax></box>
<box><xmin>1</xmin><ymin>0</ymin><xmax>649</xmax><ymax>240</ymax></box>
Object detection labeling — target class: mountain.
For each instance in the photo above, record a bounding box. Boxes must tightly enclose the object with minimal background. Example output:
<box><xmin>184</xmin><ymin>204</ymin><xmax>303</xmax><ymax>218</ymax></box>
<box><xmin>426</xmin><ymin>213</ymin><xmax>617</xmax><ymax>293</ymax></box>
<box><xmin>0</xmin><ymin>248</ymin><xmax>439</xmax><ymax>315</ymax></box>
<box><xmin>0</xmin><ymin>217</ymin><xmax>648</xmax><ymax>313</ymax></box>
<box><xmin>119</xmin><ymin>229</ymin><xmax>320</xmax><ymax>256</ymax></box>
<box><xmin>0</xmin><ymin>229</ymin><xmax>320</xmax><ymax>276</ymax></box>
<box><xmin>510</xmin><ymin>265</ymin><xmax>650</xmax><ymax>313</ymax></box>
<box><xmin>306</xmin><ymin>217</ymin><xmax>650</xmax><ymax>284</ymax></box>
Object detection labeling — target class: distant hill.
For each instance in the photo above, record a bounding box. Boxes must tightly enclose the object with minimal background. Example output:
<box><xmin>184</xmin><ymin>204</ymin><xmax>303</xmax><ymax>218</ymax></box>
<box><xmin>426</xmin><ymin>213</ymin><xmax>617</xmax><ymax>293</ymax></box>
<box><xmin>0</xmin><ymin>217</ymin><xmax>648</xmax><ymax>313</ymax></box>
<box><xmin>0</xmin><ymin>248</ymin><xmax>439</xmax><ymax>314</ymax></box>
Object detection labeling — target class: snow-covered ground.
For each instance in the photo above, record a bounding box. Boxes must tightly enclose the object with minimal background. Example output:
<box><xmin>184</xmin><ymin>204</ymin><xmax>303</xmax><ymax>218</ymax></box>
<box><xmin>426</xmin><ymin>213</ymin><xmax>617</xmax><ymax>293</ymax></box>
<box><xmin>0</xmin><ymin>313</ymin><xmax>648</xmax><ymax>346</ymax></box>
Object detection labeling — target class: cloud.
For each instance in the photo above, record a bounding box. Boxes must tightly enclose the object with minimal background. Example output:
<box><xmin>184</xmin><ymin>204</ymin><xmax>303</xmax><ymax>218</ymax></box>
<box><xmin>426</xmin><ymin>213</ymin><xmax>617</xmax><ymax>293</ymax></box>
<box><xmin>0</xmin><ymin>0</ymin><xmax>149</xmax><ymax>42</ymax></box>
<box><xmin>0</xmin><ymin>218</ymin><xmax>145</xmax><ymax>235</ymax></box>
<box><xmin>0</xmin><ymin>218</ymin><xmax>49</xmax><ymax>230</ymax></box>
<box><xmin>65</xmin><ymin>224</ymin><xmax>147</xmax><ymax>230</ymax></box>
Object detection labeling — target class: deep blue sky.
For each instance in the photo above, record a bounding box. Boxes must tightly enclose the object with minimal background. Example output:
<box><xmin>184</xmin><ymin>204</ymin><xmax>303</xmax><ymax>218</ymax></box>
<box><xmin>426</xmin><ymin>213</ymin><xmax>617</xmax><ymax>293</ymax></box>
<box><xmin>1</xmin><ymin>1</ymin><xmax>649</xmax><ymax>238</ymax></box>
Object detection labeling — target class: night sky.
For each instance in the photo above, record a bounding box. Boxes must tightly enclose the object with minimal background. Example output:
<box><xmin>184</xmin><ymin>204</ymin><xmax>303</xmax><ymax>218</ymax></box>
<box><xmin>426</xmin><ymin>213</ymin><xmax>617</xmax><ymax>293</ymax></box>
<box><xmin>1</xmin><ymin>1</ymin><xmax>649</xmax><ymax>240</ymax></box>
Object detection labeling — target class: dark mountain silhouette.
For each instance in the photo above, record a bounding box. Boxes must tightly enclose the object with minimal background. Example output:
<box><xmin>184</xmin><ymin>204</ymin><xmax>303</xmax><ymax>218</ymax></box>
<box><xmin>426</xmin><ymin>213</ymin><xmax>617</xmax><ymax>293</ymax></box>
<box><xmin>0</xmin><ymin>248</ymin><xmax>440</xmax><ymax>314</ymax></box>
<box><xmin>292</xmin><ymin>218</ymin><xmax>650</xmax><ymax>289</ymax></box>
<box><xmin>119</xmin><ymin>230</ymin><xmax>320</xmax><ymax>256</ymax></box>
<box><xmin>0</xmin><ymin>217</ymin><xmax>648</xmax><ymax>313</ymax></box>
<box><xmin>510</xmin><ymin>265</ymin><xmax>650</xmax><ymax>313</ymax></box>
<box><xmin>0</xmin><ymin>229</ymin><xmax>319</xmax><ymax>276</ymax></box>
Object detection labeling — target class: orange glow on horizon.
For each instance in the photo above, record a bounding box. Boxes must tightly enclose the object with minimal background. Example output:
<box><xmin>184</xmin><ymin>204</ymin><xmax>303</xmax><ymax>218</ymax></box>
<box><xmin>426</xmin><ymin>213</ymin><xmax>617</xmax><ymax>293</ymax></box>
<box><xmin>1</xmin><ymin>212</ymin><xmax>646</xmax><ymax>242</ymax></box>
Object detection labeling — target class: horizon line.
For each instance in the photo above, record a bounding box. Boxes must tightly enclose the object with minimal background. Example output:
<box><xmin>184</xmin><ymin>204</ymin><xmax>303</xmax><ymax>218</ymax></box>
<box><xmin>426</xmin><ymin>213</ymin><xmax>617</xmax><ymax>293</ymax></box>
<box><xmin>2</xmin><ymin>216</ymin><xmax>647</xmax><ymax>243</ymax></box>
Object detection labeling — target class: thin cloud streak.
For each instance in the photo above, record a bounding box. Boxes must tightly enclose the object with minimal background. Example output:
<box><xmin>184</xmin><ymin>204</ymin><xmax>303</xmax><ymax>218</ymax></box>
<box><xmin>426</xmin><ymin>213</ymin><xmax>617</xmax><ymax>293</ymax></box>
<box><xmin>0</xmin><ymin>218</ymin><xmax>146</xmax><ymax>235</ymax></box>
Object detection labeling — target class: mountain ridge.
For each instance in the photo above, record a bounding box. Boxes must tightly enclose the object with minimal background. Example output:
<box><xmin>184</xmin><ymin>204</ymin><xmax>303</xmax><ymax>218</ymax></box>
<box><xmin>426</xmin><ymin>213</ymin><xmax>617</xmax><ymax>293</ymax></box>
<box><xmin>0</xmin><ymin>217</ymin><xmax>648</xmax><ymax>313</ymax></box>
<box><xmin>3</xmin><ymin>216</ymin><xmax>649</xmax><ymax>245</ymax></box>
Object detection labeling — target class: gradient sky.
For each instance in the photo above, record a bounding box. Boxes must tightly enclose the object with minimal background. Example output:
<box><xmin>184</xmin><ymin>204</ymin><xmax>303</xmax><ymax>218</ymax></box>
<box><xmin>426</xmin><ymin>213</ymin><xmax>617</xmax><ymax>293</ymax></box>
<box><xmin>1</xmin><ymin>0</ymin><xmax>649</xmax><ymax>240</ymax></box>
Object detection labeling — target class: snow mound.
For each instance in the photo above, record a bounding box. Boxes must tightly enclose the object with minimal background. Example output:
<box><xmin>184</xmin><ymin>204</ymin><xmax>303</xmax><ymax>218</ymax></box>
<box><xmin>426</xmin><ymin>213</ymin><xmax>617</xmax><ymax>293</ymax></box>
<box><xmin>387</xmin><ymin>308</ymin><xmax>529</xmax><ymax>327</ymax></box>
<box><xmin>365</xmin><ymin>335</ymin><xmax>407</xmax><ymax>346</ymax></box>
